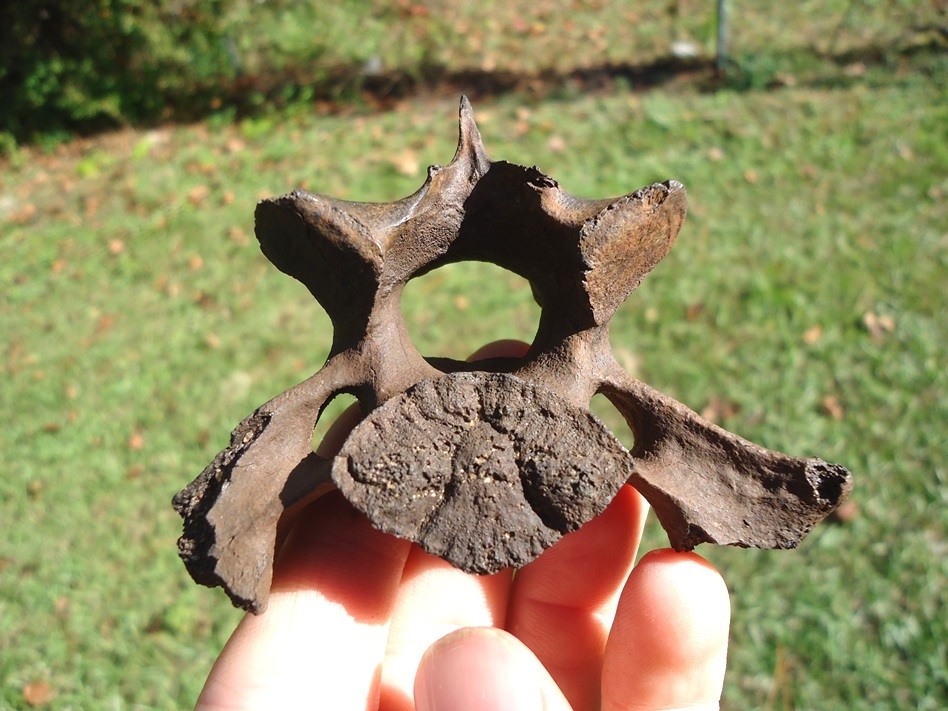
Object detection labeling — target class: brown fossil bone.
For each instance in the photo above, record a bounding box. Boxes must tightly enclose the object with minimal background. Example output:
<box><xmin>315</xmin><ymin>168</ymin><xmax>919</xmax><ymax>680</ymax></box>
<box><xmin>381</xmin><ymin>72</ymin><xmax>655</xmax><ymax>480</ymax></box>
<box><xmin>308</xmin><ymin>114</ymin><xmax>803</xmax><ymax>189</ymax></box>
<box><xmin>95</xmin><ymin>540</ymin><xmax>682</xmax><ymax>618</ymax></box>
<box><xmin>173</xmin><ymin>97</ymin><xmax>853</xmax><ymax>614</ymax></box>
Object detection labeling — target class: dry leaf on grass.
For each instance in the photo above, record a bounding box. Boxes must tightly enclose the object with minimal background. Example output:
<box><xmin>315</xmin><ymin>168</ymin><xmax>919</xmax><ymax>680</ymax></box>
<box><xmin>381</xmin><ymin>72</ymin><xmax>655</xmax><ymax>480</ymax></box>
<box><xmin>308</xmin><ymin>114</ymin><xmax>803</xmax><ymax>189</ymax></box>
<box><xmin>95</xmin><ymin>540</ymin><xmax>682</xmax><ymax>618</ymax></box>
<box><xmin>390</xmin><ymin>150</ymin><xmax>419</xmax><ymax>177</ymax></box>
<box><xmin>863</xmin><ymin>311</ymin><xmax>895</xmax><ymax>341</ymax></box>
<box><xmin>701</xmin><ymin>397</ymin><xmax>740</xmax><ymax>423</ymax></box>
<box><xmin>802</xmin><ymin>325</ymin><xmax>823</xmax><ymax>344</ymax></box>
<box><xmin>22</xmin><ymin>680</ymin><xmax>56</xmax><ymax>707</ymax></box>
<box><xmin>829</xmin><ymin>499</ymin><xmax>859</xmax><ymax>523</ymax></box>
<box><xmin>822</xmin><ymin>395</ymin><xmax>845</xmax><ymax>420</ymax></box>
<box><xmin>187</xmin><ymin>185</ymin><xmax>211</xmax><ymax>206</ymax></box>
<box><xmin>128</xmin><ymin>431</ymin><xmax>144</xmax><ymax>450</ymax></box>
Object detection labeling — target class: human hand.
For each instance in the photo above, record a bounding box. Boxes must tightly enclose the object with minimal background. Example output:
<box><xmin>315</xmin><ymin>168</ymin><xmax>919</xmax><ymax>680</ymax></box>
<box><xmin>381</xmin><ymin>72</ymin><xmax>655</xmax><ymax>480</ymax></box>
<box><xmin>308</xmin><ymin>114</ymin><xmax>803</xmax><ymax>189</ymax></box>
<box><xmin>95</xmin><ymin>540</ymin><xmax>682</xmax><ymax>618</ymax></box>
<box><xmin>194</xmin><ymin>342</ymin><xmax>730</xmax><ymax>711</ymax></box>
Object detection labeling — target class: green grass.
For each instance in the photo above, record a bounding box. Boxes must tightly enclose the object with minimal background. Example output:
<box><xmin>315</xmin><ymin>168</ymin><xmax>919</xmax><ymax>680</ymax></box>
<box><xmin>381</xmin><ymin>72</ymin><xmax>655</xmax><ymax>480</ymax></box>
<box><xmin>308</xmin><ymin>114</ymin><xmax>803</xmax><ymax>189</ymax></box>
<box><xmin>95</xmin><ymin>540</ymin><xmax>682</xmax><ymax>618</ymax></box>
<box><xmin>2</xmin><ymin>5</ymin><xmax>947</xmax><ymax>709</ymax></box>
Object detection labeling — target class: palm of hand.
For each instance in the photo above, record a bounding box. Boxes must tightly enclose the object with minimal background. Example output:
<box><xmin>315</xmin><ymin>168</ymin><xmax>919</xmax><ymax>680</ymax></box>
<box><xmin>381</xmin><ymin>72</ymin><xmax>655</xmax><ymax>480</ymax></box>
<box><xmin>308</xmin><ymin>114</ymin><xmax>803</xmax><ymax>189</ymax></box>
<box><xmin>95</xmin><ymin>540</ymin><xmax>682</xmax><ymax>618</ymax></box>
<box><xmin>195</xmin><ymin>344</ymin><xmax>730</xmax><ymax>711</ymax></box>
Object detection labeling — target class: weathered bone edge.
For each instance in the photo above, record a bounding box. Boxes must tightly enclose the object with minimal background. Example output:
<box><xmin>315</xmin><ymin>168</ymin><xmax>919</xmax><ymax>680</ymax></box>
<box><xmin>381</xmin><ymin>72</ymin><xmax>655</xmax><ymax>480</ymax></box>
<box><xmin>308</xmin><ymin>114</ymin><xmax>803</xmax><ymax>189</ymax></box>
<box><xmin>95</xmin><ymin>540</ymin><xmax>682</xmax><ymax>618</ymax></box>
<box><xmin>174</xmin><ymin>97</ymin><xmax>853</xmax><ymax>614</ymax></box>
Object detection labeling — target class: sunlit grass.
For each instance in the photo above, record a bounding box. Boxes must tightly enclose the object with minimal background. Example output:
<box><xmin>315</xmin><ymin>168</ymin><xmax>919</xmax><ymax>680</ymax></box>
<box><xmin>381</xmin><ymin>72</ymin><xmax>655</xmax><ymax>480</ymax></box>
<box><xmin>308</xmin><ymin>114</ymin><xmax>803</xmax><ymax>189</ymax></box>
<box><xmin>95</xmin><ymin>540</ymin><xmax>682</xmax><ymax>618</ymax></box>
<box><xmin>2</xmin><ymin>26</ymin><xmax>946</xmax><ymax>711</ymax></box>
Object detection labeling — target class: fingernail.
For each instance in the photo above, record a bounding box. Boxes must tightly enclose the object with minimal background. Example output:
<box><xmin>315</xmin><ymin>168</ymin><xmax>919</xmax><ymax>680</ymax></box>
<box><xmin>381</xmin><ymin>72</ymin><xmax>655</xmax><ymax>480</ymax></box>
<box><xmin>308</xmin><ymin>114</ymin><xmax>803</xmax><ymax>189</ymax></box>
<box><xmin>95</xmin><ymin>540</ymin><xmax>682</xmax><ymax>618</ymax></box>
<box><xmin>415</xmin><ymin>628</ymin><xmax>544</xmax><ymax>711</ymax></box>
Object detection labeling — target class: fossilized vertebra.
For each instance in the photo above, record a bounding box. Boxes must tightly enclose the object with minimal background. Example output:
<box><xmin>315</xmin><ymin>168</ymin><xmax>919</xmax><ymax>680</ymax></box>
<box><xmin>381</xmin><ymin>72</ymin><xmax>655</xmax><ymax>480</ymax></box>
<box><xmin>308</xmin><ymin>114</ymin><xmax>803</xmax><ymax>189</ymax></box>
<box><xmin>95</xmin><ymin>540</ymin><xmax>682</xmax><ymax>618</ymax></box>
<box><xmin>174</xmin><ymin>97</ymin><xmax>852</xmax><ymax>614</ymax></box>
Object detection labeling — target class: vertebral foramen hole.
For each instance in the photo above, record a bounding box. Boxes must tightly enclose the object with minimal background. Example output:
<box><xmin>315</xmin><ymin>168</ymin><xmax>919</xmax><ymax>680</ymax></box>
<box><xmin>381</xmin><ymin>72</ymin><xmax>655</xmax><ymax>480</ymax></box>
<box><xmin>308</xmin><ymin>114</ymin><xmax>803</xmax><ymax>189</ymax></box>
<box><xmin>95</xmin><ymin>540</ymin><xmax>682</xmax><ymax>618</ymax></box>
<box><xmin>401</xmin><ymin>262</ymin><xmax>540</xmax><ymax>361</ymax></box>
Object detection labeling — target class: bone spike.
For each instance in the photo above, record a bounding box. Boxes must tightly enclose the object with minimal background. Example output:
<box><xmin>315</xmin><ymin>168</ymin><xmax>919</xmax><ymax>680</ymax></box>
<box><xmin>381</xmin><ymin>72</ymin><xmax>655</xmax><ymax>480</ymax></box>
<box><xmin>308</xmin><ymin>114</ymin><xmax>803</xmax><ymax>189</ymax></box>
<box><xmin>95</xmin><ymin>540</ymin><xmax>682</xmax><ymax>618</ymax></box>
<box><xmin>454</xmin><ymin>96</ymin><xmax>491</xmax><ymax>177</ymax></box>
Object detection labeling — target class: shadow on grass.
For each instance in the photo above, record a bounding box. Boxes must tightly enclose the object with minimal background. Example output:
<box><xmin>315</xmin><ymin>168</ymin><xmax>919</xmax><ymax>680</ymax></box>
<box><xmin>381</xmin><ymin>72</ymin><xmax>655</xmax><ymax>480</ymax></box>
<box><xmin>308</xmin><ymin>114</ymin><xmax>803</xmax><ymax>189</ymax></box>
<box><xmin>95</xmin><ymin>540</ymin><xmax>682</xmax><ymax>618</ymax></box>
<box><xmin>10</xmin><ymin>34</ymin><xmax>946</xmax><ymax>148</ymax></box>
<box><xmin>155</xmin><ymin>34</ymin><xmax>947</xmax><ymax>121</ymax></box>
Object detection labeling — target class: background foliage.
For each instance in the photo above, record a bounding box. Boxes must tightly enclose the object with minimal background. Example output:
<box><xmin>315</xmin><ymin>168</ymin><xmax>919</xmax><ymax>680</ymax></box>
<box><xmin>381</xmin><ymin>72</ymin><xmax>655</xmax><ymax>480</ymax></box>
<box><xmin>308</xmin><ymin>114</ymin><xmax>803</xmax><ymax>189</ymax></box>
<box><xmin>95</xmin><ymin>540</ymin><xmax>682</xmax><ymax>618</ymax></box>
<box><xmin>1</xmin><ymin>0</ymin><xmax>943</xmax><ymax>148</ymax></box>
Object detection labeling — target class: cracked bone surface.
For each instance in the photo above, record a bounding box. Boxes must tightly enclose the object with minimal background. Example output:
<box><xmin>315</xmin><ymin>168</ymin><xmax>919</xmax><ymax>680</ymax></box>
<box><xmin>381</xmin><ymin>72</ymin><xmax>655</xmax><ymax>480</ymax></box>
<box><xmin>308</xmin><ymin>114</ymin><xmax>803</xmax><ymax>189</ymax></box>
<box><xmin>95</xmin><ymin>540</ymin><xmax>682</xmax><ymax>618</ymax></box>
<box><xmin>174</xmin><ymin>97</ymin><xmax>853</xmax><ymax>614</ymax></box>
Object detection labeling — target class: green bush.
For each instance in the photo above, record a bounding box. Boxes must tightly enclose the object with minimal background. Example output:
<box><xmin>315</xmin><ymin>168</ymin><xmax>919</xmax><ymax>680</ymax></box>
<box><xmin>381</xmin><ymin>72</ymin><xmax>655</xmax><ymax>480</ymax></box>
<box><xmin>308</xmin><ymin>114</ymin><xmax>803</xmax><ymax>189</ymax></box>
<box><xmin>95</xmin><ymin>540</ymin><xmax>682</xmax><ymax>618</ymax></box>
<box><xmin>0</xmin><ymin>0</ymin><xmax>395</xmax><ymax>148</ymax></box>
<box><xmin>0</xmin><ymin>0</ymin><xmax>231</xmax><ymax>143</ymax></box>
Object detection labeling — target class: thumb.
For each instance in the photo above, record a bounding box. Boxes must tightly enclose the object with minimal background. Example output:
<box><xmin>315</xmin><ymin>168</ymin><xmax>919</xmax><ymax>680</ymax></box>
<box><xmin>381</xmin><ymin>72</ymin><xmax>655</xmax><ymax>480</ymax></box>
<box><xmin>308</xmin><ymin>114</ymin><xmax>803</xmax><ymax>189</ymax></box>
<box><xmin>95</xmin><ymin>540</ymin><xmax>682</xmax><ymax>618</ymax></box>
<box><xmin>414</xmin><ymin>627</ymin><xmax>572</xmax><ymax>711</ymax></box>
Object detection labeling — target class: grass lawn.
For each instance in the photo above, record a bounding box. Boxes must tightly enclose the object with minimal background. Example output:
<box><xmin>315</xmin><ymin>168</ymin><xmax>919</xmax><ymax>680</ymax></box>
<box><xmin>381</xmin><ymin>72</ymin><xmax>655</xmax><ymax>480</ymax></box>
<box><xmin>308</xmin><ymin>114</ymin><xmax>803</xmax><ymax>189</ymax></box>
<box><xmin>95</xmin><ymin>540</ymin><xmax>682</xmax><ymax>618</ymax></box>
<box><xmin>2</xmin><ymin>3</ymin><xmax>946</xmax><ymax>709</ymax></box>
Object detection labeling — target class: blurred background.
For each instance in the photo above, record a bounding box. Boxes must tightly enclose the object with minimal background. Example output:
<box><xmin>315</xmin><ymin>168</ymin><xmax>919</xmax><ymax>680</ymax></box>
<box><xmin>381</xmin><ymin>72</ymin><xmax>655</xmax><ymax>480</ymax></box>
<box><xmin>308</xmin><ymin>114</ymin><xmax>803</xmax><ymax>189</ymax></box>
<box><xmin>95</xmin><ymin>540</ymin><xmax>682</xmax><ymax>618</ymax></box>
<box><xmin>1</xmin><ymin>1</ymin><xmax>946</xmax><ymax>708</ymax></box>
